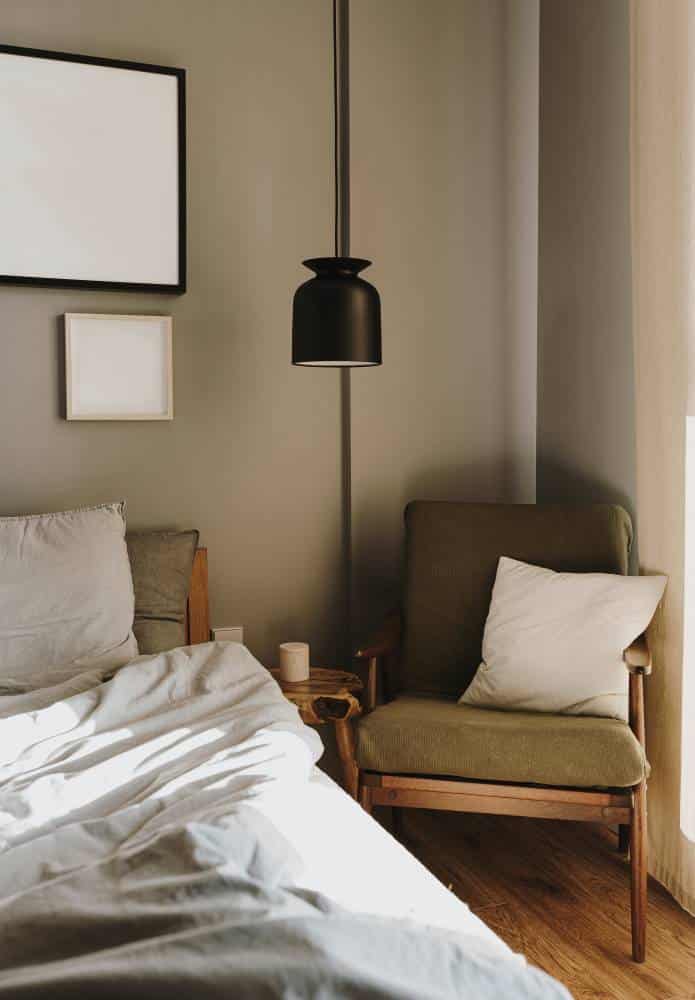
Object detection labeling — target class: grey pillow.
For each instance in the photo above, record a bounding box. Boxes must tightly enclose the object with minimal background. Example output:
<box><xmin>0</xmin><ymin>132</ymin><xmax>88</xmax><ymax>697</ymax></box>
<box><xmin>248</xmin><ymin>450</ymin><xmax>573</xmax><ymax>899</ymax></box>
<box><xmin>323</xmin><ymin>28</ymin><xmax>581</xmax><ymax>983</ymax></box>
<box><xmin>0</xmin><ymin>502</ymin><xmax>138</xmax><ymax>691</ymax></box>
<box><xmin>126</xmin><ymin>530</ymin><xmax>199</xmax><ymax>654</ymax></box>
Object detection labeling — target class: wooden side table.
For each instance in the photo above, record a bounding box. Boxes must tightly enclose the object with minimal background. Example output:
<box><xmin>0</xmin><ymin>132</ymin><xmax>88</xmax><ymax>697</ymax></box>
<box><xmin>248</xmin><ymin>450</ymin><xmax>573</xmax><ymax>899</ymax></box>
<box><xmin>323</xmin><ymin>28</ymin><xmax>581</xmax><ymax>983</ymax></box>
<box><xmin>269</xmin><ymin>667</ymin><xmax>363</xmax><ymax>799</ymax></box>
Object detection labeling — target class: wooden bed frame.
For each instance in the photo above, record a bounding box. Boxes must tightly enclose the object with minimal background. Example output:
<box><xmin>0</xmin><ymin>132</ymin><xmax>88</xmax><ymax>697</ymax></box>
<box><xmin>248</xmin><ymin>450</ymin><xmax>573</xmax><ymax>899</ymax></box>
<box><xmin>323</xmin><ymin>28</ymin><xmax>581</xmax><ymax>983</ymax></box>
<box><xmin>185</xmin><ymin>548</ymin><xmax>210</xmax><ymax>645</ymax></box>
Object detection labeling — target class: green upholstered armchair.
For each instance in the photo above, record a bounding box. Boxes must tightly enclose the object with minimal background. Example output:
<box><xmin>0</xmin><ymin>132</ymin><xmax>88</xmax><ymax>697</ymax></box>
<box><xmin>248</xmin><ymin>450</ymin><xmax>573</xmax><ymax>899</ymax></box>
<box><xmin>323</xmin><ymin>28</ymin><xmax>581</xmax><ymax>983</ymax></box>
<box><xmin>354</xmin><ymin>502</ymin><xmax>652</xmax><ymax>962</ymax></box>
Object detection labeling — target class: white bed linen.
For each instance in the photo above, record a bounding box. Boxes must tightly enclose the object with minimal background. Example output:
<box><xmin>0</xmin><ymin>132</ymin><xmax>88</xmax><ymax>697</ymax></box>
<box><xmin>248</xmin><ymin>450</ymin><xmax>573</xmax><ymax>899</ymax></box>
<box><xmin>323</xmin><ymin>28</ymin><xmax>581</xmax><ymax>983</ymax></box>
<box><xmin>0</xmin><ymin>641</ymin><xmax>508</xmax><ymax>957</ymax></box>
<box><xmin>254</xmin><ymin>768</ymin><xmax>507</xmax><ymax>949</ymax></box>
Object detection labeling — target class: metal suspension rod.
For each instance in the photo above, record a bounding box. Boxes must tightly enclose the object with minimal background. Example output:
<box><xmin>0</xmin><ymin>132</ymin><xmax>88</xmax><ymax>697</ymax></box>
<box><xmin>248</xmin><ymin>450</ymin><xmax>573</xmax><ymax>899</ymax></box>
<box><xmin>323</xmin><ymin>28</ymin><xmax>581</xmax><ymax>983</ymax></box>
<box><xmin>334</xmin><ymin>0</ymin><xmax>353</xmax><ymax>661</ymax></box>
<box><xmin>334</xmin><ymin>0</ymin><xmax>350</xmax><ymax>257</ymax></box>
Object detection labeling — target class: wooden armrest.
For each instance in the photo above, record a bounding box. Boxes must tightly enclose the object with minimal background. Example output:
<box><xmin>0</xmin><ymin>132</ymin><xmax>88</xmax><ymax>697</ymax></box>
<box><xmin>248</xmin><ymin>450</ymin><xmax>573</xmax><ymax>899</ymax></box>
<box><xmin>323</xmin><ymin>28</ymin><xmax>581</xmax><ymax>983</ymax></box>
<box><xmin>355</xmin><ymin>610</ymin><xmax>401</xmax><ymax>711</ymax></box>
<box><xmin>355</xmin><ymin>610</ymin><xmax>402</xmax><ymax>660</ymax></box>
<box><xmin>624</xmin><ymin>634</ymin><xmax>652</xmax><ymax>675</ymax></box>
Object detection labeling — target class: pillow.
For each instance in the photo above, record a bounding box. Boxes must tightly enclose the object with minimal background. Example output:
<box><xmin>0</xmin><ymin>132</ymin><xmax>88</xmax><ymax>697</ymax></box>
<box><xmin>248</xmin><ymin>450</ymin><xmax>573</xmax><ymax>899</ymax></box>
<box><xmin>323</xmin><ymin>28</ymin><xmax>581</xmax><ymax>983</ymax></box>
<box><xmin>126</xmin><ymin>530</ymin><xmax>199</xmax><ymax>654</ymax></box>
<box><xmin>460</xmin><ymin>556</ymin><xmax>666</xmax><ymax>720</ymax></box>
<box><xmin>0</xmin><ymin>502</ymin><xmax>138</xmax><ymax>691</ymax></box>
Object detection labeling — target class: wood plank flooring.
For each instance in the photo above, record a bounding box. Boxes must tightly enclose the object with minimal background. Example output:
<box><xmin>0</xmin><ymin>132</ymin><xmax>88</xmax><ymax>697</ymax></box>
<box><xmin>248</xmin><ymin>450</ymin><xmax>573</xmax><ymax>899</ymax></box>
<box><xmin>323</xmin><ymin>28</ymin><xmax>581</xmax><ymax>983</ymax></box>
<box><xmin>396</xmin><ymin>809</ymin><xmax>695</xmax><ymax>1000</ymax></box>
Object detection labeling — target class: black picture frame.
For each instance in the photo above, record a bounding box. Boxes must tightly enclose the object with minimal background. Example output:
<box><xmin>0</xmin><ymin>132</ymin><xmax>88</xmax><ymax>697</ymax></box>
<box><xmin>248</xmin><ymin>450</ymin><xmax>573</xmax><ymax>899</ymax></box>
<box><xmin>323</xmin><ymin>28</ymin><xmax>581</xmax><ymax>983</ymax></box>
<box><xmin>0</xmin><ymin>43</ymin><xmax>186</xmax><ymax>294</ymax></box>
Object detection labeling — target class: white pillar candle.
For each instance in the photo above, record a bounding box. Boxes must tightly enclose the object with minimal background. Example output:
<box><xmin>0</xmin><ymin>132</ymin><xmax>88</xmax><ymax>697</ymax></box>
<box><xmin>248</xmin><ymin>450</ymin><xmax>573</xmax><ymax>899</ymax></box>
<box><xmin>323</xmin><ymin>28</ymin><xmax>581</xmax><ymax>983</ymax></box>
<box><xmin>278</xmin><ymin>642</ymin><xmax>310</xmax><ymax>683</ymax></box>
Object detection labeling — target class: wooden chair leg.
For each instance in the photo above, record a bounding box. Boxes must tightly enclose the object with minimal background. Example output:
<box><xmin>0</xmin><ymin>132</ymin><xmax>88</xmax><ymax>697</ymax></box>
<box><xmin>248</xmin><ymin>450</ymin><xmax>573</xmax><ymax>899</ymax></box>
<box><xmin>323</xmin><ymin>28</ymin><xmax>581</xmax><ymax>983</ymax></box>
<box><xmin>334</xmin><ymin>719</ymin><xmax>359</xmax><ymax>800</ymax></box>
<box><xmin>618</xmin><ymin>823</ymin><xmax>630</xmax><ymax>854</ymax></box>
<box><xmin>630</xmin><ymin>781</ymin><xmax>647</xmax><ymax>962</ymax></box>
<box><xmin>359</xmin><ymin>781</ymin><xmax>373</xmax><ymax>815</ymax></box>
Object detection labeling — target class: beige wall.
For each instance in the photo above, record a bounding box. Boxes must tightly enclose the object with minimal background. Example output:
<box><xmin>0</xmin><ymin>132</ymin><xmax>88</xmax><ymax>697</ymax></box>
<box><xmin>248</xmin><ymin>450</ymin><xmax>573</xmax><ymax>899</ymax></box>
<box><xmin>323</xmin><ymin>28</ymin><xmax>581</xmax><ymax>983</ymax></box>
<box><xmin>0</xmin><ymin>0</ymin><xmax>343</xmax><ymax>666</ymax></box>
<box><xmin>0</xmin><ymin>0</ymin><xmax>539</xmax><ymax>666</ymax></box>
<box><xmin>537</xmin><ymin>0</ymin><xmax>636</xmax><ymax>544</ymax></box>
<box><xmin>350</xmin><ymin>0</ymin><xmax>539</xmax><ymax>642</ymax></box>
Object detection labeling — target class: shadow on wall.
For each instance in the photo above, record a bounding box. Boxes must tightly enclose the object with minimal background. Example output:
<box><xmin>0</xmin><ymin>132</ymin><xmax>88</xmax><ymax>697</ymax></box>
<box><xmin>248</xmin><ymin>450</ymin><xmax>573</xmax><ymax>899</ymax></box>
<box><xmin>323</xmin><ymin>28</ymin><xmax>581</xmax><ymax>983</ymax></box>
<box><xmin>537</xmin><ymin>457</ymin><xmax>638</xmax><ymax>574</ymax></box>
<box><xmin>56</xmin><ymin>319</ymin><xmax>67</xmax><ymax>419</ymax></box>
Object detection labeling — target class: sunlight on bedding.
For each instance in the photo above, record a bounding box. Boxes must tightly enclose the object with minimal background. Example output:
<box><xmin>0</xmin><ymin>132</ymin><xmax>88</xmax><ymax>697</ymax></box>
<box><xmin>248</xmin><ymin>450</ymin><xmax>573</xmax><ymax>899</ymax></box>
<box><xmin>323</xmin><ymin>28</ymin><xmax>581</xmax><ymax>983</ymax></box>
<box><xmin>0</xmin><ymin>644</ymin><xmax>503</xmax><ymax>947</ymax></box>
<box><xmin>0</xmin><ymin>641</ymin><xmax>566</xmax><ymax>1000</ymax></box>
<box><xmin>0</xmin><ymin>643</ymin><xmax>321</xmax><ymax>851</ymax></box>
<box><xmin>0</xmin><ymin>698</ymin><xmax>97</xmax><ymax>770</ymax></box>
<box><xmin>252</xmin><ymin>772</ymin><xmax>501</xmax><ymax>948</ymax></box>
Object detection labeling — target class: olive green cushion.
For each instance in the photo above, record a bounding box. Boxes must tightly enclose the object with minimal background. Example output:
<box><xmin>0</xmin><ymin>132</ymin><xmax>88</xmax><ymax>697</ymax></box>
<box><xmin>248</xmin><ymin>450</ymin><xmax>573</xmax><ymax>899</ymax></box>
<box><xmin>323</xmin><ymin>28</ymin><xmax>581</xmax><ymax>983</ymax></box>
<box><xmin>356</xmin><ymin>696</ymin><xmax>647</xmax><ymax>788</ymax></box>
<box><xmin>126</xmin><ymin>531</ymin><xmax>199</xmax><ymax>654</ymax></box>
<box><xmin>403</xmin><ymin>502</ymin><xmax>633</xmax><ymax>697</ymax></box>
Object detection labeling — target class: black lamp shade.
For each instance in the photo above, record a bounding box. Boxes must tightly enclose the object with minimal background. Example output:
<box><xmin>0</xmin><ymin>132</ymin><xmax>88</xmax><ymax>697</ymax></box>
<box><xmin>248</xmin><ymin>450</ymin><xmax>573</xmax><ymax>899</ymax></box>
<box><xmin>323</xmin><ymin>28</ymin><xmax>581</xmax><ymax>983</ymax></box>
<box><xmin>292</xmin><ymin>257</ymin><xmax>381</xmax><ymax>367</ymax></box>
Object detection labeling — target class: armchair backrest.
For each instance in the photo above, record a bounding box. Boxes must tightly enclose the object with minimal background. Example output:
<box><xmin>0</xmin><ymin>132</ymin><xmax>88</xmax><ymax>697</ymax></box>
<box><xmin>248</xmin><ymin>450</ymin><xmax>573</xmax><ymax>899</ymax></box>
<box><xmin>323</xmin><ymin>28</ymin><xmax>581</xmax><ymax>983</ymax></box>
<box><xmin>402</xmin><ymin>502</ymin><xmax>632</xmax><ymax>697</ymax></box>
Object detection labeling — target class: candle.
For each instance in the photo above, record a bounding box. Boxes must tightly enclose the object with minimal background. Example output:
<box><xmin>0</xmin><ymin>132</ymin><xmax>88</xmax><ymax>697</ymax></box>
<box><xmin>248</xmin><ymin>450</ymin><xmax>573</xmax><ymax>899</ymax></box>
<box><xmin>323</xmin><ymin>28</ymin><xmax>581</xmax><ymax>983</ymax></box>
<box><xmin>278</xmin><ymin>642</ymin><xmax>310</xmax><ymax>683</ymax></box>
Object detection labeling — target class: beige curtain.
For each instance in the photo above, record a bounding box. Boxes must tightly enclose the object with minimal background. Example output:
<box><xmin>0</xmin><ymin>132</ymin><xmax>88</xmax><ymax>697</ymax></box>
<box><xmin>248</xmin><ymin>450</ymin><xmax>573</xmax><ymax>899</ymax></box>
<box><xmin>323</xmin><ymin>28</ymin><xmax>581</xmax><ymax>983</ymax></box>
<box><xmin>630</xmin><ymin>0</ymin><xmax>695</xmax><ymax>915</ymax></box>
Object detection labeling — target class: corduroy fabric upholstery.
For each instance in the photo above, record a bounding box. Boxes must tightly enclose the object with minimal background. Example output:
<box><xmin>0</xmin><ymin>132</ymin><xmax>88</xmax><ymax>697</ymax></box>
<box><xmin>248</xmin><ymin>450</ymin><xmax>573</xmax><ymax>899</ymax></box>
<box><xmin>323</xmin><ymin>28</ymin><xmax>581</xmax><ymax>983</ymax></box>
<box><xmin>126</xmin><ymin>531</ymin><xmax>199</xmax><ymax>654</ymax></box>
<box><xmin>356</xmin><ymin>696</ymin><xmax>647</xmax><ymax>788</ymax></box>
<box><xmin>402</xmin><ymin>502</ymin><xmax>632</xmax><ymax>697</ymax></box>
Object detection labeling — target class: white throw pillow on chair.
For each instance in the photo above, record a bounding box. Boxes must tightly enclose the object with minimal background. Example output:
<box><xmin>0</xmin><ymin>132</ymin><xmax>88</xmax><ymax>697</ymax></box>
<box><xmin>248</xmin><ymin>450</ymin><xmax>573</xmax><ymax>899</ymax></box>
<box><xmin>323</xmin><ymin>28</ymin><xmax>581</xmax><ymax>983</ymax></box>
<box><xmin>460</xmin><ymin>556</ymin><xmax>666</xmax><ymax>721</ymax></box>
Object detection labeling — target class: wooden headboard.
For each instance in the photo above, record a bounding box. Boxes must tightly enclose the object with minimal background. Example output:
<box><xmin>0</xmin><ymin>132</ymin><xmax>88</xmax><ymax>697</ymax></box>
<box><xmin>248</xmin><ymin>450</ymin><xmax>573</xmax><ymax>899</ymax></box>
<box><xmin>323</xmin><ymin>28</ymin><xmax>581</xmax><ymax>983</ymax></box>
<box><xmin>185</xmin><ymin>548</ymin><xmax>210</xmax><ymax>645</ymax></box>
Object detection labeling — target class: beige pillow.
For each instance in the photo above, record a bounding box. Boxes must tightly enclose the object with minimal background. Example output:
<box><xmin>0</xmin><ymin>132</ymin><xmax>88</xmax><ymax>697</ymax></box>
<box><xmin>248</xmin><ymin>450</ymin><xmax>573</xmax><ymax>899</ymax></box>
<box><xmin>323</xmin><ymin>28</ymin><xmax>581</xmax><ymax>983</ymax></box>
<box><xmin>0</xmin><ymin>502</ymin><xmax>138</xmax><ymax>691</ymax></box>
<box><xmin>461</xmin><ymin>556</ymin><xmax>666</xmax><ymax>720</ymax></box>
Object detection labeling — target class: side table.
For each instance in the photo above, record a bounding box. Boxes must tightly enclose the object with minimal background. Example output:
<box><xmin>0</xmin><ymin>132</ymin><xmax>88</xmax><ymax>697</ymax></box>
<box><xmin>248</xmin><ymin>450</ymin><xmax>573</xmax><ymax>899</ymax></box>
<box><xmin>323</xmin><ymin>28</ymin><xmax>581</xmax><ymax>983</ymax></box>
<box><xmin>269</xmin><ymin>667</ymin><xmax>363</xmax><ymax>799</ymax></box>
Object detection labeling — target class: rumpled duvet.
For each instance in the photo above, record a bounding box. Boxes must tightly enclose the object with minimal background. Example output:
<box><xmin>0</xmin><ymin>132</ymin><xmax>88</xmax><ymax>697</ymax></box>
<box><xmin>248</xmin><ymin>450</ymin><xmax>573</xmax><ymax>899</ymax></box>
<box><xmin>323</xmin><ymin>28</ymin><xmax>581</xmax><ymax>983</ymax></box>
<box><xmin>0</xmin><ymin>642</ymin><xmax>570</xmax><ymax>999</ymax></box>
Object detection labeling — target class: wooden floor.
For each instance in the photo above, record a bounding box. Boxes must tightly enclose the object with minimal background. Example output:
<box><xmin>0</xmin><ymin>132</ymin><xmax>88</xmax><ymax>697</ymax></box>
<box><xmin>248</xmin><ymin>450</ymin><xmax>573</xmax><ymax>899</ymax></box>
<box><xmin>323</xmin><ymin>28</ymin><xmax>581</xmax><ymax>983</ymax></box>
<box><xmin>394</xmin><ymin>808</ymin><xmax>695</xmax><ymax>1000</ymax></box>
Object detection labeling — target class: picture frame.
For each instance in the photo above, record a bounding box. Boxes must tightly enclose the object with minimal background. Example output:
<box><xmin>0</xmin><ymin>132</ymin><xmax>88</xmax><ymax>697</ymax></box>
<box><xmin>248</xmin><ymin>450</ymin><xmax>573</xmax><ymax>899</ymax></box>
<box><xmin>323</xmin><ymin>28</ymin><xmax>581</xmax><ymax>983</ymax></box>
<box><xmin>65</xmin><ymin>313</ymin><xmax>174</xmax><ymax>421</ymax></box>
<box><xmin>0</xmin><ymin>44</ymin><xmax>186</xmax><ymax>293</ymax></box>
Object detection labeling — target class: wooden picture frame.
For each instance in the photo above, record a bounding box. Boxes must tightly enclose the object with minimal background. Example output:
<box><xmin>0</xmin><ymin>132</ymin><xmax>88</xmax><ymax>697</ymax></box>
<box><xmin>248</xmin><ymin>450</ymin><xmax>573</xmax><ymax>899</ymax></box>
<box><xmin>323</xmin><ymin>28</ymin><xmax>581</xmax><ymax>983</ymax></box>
<box><xmin>0</xmin><ymin>44</ymin><xmax>186</xmax><ymax>293</ymax></box>
<box><xmin>65</xmin><ymin>313</ymin><xmax>173</xmax><ymax>421</ymax></box>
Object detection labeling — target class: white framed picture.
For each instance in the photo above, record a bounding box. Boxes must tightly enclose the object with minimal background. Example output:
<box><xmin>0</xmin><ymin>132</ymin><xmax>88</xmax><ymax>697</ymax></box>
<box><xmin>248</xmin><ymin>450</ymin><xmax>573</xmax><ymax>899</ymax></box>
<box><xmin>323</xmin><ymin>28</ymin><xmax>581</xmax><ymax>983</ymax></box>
<box><xmin>0</xmin><ymin>45</ymin><xmax>185</xmax><ymax>293</ymax></box>
<box><xmin>65</xmin><ymin>314</ymin><xmax>173</xmax><ymax>421</ymax></box>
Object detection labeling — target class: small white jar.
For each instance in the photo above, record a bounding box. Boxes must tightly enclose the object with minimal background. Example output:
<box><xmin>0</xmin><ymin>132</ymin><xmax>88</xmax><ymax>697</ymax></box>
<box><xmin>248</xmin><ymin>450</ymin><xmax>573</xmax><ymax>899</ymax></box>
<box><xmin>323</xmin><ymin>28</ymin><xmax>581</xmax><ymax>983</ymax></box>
<box><xmin>278</xmin><ymin>642</ymin><xmax>310</xmax><ymax>683</ymax></box>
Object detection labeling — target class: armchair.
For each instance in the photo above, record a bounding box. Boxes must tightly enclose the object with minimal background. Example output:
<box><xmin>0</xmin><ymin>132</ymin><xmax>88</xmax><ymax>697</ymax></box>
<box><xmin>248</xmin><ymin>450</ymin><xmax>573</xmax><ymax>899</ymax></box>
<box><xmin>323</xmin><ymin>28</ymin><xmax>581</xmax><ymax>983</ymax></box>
<box><xmin>353</xmin><ymin>502</ymin><xmax>652</xmax><ymax>962</ymax></box>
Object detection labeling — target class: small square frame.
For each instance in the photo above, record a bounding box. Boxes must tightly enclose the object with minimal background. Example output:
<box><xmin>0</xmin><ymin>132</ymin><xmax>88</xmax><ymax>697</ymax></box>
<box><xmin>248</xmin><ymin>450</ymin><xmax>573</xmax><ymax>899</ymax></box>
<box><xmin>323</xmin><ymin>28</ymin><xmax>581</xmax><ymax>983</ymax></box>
<box><xmin>65</xmin><ymin>313</ymin><xmax>173</xmax><ymax>421</ymax></box>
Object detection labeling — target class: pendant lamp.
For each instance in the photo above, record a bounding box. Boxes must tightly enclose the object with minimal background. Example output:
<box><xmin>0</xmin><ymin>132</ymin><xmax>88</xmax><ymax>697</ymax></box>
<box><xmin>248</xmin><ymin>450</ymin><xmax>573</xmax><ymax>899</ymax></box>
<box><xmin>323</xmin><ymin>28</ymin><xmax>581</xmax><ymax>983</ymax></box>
<box><xmin>292</xmin><ymin>0</ymin><xmax>382</xmax><ymax>367</ymax></box>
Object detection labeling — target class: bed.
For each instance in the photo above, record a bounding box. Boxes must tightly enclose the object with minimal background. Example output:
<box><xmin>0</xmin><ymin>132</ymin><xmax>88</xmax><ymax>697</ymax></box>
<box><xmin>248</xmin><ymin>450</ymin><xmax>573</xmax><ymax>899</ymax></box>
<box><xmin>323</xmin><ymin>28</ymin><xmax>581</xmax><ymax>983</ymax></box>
<box><xmin>0</xmin><ymin>536</ymin><xmax>569</xmax><ymax>998</ymax></box>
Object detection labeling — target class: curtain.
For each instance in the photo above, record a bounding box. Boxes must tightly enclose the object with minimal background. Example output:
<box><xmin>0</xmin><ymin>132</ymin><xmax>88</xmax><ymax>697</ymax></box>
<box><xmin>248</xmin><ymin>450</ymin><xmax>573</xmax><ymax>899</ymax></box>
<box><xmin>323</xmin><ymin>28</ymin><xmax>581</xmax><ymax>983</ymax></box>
<box><xmin>630</xmin><ymin>0</ymin><xmax>695</xmax><ymax>915</ymax></box>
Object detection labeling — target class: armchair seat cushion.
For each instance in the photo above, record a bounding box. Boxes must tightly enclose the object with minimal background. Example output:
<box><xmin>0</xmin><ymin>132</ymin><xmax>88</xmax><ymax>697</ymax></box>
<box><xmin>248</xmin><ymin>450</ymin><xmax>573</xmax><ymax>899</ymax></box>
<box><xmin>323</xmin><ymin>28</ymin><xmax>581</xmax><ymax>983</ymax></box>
<box><xmin>356</xmin><ymin>696</ymin><xmax>647</xmax><ymax>788</ymax></box>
